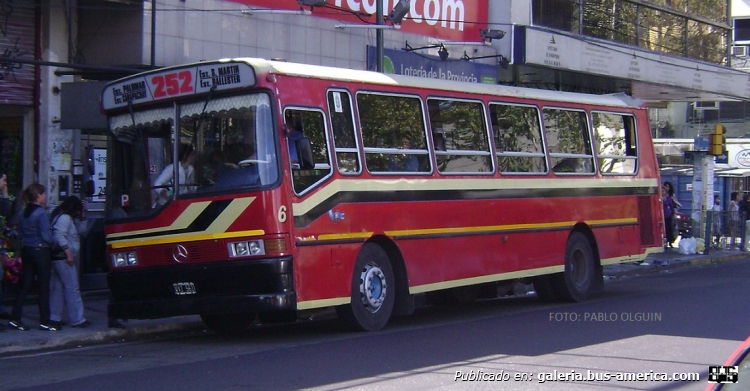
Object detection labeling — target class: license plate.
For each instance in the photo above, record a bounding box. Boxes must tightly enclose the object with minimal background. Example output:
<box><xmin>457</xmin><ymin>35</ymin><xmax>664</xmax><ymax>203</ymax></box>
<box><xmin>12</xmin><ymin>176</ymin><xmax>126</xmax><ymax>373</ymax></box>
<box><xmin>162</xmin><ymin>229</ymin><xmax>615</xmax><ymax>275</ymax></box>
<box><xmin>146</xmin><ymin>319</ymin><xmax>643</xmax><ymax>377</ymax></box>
<box><xmin>173</xmin><ymin>282</ymin><xmax>196</xmax><ymax>295</ymax></box>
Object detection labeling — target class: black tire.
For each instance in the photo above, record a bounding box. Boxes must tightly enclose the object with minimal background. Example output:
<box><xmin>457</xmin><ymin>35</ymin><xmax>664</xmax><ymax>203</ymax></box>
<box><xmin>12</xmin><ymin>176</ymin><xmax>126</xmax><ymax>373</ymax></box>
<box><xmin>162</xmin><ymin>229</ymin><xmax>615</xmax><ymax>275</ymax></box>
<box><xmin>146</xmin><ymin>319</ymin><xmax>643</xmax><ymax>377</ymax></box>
<box><xmin>336</xmin><ymin>244</ymin><xmax>395</xmax><ymax>331</ymax></box>
<box><xmin>532</xmin><ymin>275</ymin><xmax>560</xmax><ymax>302</ymax></box>
<box><xmin>552</xmin><ymin>232</ymin><xmax>596</xmax><ymax>302</ymax></box>
<box><xmin>200</xmin><ymin>313</ymin><xmax>255</xmax><ymax>334</ymax></box>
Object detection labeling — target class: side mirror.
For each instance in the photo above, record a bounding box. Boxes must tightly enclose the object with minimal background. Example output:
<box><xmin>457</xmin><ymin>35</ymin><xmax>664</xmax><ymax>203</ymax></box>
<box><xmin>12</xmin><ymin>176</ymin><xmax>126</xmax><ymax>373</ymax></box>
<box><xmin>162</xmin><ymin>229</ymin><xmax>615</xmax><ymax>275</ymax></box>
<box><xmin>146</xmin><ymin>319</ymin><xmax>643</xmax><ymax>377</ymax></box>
<box><xmin>296</xmin><ymin>138</ymin><xmax>315</xmax><ymax>170</ymax></box>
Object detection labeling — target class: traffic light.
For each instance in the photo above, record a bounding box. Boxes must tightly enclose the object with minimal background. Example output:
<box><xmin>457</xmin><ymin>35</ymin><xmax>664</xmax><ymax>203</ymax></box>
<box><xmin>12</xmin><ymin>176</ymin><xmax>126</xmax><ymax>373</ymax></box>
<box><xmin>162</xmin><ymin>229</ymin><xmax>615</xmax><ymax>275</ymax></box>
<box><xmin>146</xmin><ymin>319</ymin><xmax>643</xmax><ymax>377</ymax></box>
<box><xmin>709</xmin><ymin>124</ymin><xmax>726</xmax><ymax>156</ymax></box>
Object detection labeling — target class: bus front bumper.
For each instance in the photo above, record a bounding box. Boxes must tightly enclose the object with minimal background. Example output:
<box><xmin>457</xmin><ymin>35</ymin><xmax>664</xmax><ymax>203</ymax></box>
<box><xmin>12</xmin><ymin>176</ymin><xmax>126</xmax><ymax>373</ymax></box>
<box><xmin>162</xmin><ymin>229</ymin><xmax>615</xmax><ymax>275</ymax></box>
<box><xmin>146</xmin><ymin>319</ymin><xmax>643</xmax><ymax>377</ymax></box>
<box><xmin>107</xmin><ymin>257</ymin><xmax>295</xmax><ymax>320</ymax></box>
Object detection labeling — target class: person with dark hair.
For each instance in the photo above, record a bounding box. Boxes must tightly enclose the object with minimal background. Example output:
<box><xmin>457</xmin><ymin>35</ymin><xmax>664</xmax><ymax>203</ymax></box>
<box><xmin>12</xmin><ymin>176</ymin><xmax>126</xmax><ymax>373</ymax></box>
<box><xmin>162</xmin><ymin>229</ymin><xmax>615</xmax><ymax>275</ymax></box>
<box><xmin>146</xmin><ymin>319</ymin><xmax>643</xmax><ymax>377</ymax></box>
<box><xmin>0</xmin><ymin>172</ymin><xmax>12</xmax><ymax>320</ymax></box>
<box><xmin>662</xmin><ymin>182</ymin><xmax>676</xmax><ymax>248</ymax></box>
<box><xmin>153</xmin><ymin>143</ymin><xmax>197</xmax><ymax>205</ymax></box>
<box><xmin>49</xmin><ymin>196</ymin><xmax>90</xmax><ymax>328</ymax></box>
<box><xmin>9</xmin><ymin>184</ymin><xmax>57</xmax><ymax>331</ymax></box>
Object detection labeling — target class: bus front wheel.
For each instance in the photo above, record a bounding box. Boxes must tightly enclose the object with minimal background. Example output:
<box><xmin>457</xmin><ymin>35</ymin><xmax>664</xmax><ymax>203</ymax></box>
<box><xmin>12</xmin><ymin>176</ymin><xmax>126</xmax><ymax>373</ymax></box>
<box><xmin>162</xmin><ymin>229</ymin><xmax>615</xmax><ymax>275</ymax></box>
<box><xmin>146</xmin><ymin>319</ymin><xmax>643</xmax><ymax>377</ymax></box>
<box><xmin>553</xmin><ymin>232</ymin><xmax>596</xmax><ymax>302</ymax></box>
<box><xmin>336</xmin><ymin>244</ymin><xmax>395</xmax><ymax>332</ymax></box>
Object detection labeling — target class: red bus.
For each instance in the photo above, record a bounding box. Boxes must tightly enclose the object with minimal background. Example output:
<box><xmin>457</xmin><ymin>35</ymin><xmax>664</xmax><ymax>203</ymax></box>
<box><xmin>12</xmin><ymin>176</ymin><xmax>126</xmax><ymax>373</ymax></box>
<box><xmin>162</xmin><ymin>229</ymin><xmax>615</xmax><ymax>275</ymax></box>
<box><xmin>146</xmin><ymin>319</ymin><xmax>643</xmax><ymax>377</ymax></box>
<box><xmin>101</xmin><ymin>58</ymin><xmax>664</xmax><ymax>332</ymax></box>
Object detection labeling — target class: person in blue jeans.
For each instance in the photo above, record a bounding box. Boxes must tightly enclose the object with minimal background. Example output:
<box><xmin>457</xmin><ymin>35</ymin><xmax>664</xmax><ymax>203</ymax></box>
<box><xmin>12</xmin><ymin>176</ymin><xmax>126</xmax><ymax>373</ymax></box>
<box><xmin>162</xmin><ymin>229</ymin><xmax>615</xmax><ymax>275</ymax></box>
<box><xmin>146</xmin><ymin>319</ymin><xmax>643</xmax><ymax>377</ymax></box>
<box><xmin>9</xmin><ymin>183</ymin><xmax>58</xmax><ymax>331</ymax></box>
<box><xmin>49</xmin><ymin>196</ymin><xmax>90</xmax><ymax>328</ymax></box>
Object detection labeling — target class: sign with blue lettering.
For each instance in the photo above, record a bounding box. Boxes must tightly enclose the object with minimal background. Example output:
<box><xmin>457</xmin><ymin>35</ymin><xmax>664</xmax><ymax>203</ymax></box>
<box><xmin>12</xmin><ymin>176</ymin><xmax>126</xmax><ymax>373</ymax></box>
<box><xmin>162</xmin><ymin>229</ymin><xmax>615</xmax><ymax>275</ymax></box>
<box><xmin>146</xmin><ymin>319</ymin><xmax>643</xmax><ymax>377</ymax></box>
<box><xmin>366</xmin><ymin>46</ymin><xmax>498</xmax><ymax>84</ymax></box>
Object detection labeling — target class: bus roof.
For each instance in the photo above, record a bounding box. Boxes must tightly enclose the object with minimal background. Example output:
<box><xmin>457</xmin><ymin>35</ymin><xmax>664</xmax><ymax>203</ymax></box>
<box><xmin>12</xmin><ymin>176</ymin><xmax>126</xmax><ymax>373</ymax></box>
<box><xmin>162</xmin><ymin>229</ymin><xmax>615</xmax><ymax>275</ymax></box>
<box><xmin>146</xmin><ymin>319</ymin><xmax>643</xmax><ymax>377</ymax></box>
<box><xmin>102</xmin><ymin>57</ymin><xmax>645</xmax><ymax>111</ymax></box>
<box><xmin>249</xmin><ymin>58</ymin><xmax>645</xmax><ymax>109</ymax></box>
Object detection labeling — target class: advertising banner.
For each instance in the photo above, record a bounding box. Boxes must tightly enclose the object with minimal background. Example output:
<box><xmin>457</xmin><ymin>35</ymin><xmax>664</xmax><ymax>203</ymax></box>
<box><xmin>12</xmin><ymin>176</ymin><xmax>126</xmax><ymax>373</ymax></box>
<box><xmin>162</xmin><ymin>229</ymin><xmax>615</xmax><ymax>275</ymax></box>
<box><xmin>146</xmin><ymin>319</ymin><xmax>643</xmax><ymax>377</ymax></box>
<box><xmin>228</xmin><ymin>0</ymin><xmax>488</xmax><ymax>42</ymax></box>
<box><xmin>366</xmin><ymin>46</ymin><xmax>497</xmax><ymax>84</ymax></box>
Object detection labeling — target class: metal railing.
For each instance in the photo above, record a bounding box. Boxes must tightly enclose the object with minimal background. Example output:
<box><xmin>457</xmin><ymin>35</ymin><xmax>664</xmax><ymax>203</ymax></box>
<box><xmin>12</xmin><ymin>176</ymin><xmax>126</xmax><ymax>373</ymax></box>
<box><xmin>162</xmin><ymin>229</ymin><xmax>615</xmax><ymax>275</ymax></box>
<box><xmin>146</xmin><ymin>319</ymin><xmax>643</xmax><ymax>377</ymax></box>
<box><xmin>696</xmin><ymin>210</ymin><xmax>745</xmax><ymax>253</ymax></box>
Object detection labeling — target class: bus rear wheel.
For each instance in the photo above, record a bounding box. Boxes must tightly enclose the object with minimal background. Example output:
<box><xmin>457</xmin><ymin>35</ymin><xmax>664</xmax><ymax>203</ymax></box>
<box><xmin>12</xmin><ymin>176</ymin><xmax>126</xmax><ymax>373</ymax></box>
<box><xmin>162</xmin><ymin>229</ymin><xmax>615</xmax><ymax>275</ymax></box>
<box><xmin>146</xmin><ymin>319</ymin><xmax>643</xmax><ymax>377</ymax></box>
<box><xmin>201</xmin><ymin>313</ymin><xmax>255</xmax><ymax>334</ymax></box>
<box><xmin>552</xmin><ymin>232</ymin><xmax>596</xmax><ymax>302</ymax></box>
<box><xmin>336</xmin><ymin>244</ymin><xmax>395</xmax><ymax>332</ymax></box>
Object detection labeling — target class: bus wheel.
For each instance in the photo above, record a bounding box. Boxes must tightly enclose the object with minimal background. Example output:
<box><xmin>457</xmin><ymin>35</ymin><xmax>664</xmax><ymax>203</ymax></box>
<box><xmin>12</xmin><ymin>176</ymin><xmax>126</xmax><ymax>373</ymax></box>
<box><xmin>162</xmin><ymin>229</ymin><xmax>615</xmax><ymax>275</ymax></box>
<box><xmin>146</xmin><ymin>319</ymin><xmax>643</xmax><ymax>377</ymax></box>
<box><xmin>336</xmin><ymin>244</ymin><xmax>395</xmax><ymax>331</ymax></box>
<box><xmin>553</xmin><ymin>232</ymin><xmax>595</xmax><ymax>302</ymax></box>
<box><xmin>200</xmin><ymin>313</ymin><xmax>254</xmax><ymax>334</ymax></box>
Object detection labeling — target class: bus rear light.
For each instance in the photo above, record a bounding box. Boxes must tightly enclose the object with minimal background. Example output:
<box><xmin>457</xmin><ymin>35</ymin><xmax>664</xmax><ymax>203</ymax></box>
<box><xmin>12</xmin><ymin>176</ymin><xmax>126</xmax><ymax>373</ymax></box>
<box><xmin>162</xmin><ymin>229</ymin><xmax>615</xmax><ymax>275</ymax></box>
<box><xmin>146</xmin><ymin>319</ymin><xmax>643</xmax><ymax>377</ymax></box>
<box><xmin>112</xmin><ymin>252</ymin><xmax>139</xmax><ymax>268</ymax></box>
<box><xmin>228</xmin><ymin>240</ymin><xmax>266</xmax><ymax>258</ymax></box>
<box><xmin>263</xmin><ymin>238</ymin><xmax>287</xmax><ymax>254</ymax></box>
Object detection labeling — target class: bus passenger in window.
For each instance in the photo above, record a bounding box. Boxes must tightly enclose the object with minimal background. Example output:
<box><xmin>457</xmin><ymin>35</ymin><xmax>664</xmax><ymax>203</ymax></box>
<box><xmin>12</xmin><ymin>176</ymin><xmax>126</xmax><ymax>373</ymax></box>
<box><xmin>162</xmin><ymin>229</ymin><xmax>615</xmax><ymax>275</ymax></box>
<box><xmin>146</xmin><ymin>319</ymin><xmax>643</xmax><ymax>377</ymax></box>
<box><xmin>286</xmin><ymin>111</ymin><xmax>305</xmax><ymax>166</ymax></box>
<box><xmin>153</xmin><ymin>144</ymin><xmax>196</xmax><ymax>205</ymax></box>
<box><xmin>388</xmin><ymin>139</ymin><xmax>419</xmax><ymax>172</ymax></box>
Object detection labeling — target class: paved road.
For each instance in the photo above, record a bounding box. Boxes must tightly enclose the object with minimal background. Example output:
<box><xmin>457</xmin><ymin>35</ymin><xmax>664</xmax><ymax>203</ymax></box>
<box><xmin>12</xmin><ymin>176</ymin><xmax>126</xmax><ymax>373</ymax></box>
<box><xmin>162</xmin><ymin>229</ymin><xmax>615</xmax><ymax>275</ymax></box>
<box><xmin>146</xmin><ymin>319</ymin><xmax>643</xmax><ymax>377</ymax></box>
<box><xmin>1</xmin><ymin>256</ymin><xmax>747</xmax><ymax>391</ymax></box>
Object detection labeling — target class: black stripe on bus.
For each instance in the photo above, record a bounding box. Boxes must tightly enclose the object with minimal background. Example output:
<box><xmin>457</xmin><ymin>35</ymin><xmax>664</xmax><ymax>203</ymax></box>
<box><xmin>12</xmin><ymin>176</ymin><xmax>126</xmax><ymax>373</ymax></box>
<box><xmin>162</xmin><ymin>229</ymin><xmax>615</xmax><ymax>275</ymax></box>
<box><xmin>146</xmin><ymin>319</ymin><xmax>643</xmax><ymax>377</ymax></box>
<box><xmin>114</xmin><ymin>199</ymin><xmax>234</xmax><ymax>241</ymax></box>
<box><xmin>294</xmin><ymin>185</ymin><xmax>657</xmax><ymax>228</ymax></box>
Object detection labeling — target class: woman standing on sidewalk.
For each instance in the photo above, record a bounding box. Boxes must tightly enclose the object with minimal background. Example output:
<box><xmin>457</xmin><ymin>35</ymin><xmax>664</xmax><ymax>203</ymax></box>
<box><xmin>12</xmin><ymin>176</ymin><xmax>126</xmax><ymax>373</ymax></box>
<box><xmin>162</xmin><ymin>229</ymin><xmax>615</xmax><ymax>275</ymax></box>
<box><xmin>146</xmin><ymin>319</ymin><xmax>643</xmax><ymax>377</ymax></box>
<box><xmin>8</xmin><ymin>184</ymin><xmax>58</xmax><ymax>331</ymax></box>
<box><xmin>49</xmin><ymin>196</ymin><xmax>90</xmax><ymax>328</ymax></box>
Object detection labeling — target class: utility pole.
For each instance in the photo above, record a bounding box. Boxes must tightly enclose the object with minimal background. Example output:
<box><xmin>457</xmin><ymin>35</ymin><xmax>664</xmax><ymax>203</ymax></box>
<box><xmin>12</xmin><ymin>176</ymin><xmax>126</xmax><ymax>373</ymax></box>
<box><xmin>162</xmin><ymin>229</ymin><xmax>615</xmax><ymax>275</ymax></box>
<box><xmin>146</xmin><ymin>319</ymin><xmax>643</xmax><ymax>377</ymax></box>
<box><xmin>376</xmin><ymin>0</ymin><xmax>384</xmax><ymax>72</ymax></box>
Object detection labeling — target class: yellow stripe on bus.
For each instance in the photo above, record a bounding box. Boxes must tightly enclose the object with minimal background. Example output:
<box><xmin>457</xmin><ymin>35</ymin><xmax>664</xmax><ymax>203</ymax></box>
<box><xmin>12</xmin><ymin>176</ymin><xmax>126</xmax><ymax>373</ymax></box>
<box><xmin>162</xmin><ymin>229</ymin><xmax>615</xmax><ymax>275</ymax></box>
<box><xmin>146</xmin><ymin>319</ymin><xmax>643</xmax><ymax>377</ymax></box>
<box><xmin>385</xmin><ymin>221</ymin><xmax>577</xmax><ymax>237</ymax></box>
<box><xmin>296</xmin><ymin>297</ymin><xmax>351</xmax><ymax>310</ymax></box>
<box><xmin>303</xmin><ymin>218</ymin><xmax>637</xmax><ymax>243</ymax></box>
<box><xmin>108</xmin><ymin>197</ymin><xmax>257</xmax><ymax>247</ymax></box>
<box><xmin>600</xmin><ymin>246</ymin><xmax>664</xmax><ymax>265</ymax></box>
<box><xmin>110</xmin><ymin>229</ymin><xmax>266</xmax><ymax>249</ymax></box>
<box><xmin>586</xmin><ymin>217</ymin><xmax>639</xmax><ymax>226</ymax></box>
<box><xmin>107</xmin><ymin>201</ymin><xmax>213</xmax><ymax>239</ymax></box>
<box><xmin>410</xmin><ymin>265</ymin><xmax>566</xmax><ymax>294</ymax></box>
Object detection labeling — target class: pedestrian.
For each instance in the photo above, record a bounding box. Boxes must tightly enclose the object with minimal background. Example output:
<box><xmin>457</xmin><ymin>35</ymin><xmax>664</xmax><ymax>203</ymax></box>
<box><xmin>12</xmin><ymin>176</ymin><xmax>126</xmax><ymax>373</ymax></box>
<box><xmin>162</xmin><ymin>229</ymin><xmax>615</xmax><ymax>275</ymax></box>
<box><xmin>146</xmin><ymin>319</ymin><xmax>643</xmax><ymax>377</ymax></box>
<box><xmin>49</xmin><ymin>196</ymin><xmax>91</xmax><ymax>328</ymax></box>
<box><xmin>662</xmin><ymin>182</ymin><xmax>676</xmax><ymax>248</ymax></box>
<box><xmin>711</xmin><ymin>195</ymin><xmax>722</xmax><ymax>245</ymax></box>
<box><xmin>8</xmin><ymin>184</ymin><xmax>58</xmax><ymax>331</ymax></box>
<box><xmin>728</xmin><ymin>192</ymin><xmax>740</xmax><ymax>248</ymax></box>
<box><xmin>0</xmin><ymin>171</ymin><xmax>13</xmax><ymax>321</ymax></box>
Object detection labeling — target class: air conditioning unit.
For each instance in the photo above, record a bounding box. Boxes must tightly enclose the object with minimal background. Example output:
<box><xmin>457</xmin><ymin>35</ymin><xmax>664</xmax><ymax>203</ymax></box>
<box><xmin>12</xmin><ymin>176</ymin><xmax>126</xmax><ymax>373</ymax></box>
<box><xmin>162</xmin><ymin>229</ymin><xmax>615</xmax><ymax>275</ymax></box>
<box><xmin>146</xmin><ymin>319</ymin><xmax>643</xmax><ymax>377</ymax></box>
<box><xmin>732</xmin><ymin>45</ymin><xmax>748</xmax><ymax>57</ymax></box>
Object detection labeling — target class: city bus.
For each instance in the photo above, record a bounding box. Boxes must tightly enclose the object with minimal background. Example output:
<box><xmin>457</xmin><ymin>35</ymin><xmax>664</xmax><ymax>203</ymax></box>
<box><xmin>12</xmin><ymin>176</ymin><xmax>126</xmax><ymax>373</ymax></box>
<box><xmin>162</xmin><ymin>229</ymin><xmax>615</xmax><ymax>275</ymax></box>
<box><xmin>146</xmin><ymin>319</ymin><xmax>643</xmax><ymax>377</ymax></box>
<box><xmin>101</xmin><ymin>58</ymin><xmax>664</xmax><ymax>333</ymax></box>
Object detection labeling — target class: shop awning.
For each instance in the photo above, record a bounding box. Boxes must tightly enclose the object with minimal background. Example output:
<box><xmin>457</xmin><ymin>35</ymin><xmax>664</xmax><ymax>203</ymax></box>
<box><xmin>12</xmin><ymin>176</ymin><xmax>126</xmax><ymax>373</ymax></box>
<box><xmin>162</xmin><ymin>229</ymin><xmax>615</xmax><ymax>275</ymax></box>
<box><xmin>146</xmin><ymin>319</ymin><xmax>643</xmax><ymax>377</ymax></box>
<box><xmin>716</xmin><ymin>168</ymin><xmax>750</xmax><ymax>177</ymax></box>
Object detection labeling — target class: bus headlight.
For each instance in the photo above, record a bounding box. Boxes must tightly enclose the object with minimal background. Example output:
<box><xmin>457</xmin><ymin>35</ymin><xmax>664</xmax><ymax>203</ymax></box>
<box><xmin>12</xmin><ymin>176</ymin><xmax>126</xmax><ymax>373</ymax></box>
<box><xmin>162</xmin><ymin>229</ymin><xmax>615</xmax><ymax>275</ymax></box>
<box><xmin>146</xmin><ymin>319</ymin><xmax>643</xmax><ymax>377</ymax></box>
<box><xmin>228</xmin><ymin>240</ymin><xmax>265</xmax><ymax>258</ymax></box>
<box><xmin>112</xmin><ymin>251</ymin><xmax>139</xmax><ymax>267</ymax></box>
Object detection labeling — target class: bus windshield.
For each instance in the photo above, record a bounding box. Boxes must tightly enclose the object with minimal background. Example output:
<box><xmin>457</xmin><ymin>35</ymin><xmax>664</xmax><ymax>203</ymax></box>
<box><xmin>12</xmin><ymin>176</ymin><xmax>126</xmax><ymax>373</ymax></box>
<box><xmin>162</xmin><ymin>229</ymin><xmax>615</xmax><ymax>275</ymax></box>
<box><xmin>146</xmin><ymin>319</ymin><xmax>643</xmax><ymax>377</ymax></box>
<box><xmin>106</xmin><ymin>93</ymin><xmax>278</xmax><ymax>218</ymax></box>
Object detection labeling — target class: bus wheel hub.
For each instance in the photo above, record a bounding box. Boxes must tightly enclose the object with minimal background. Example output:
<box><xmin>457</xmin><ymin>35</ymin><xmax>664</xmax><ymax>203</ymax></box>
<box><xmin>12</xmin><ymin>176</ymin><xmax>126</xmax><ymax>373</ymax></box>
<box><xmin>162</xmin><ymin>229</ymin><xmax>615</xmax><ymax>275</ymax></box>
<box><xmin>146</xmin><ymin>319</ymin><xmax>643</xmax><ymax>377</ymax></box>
<box><xmin>359</xmin><ymin>263</ymin><xmax>387</xmax><ymax>313</ymax></box>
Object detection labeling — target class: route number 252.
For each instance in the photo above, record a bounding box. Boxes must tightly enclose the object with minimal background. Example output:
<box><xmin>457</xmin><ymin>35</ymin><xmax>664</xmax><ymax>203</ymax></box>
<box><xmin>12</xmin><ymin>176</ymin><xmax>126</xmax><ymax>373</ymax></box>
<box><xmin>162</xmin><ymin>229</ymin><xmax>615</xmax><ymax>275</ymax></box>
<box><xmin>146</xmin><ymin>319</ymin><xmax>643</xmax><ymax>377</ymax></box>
<box><xmin>151</xmin><ymin>71</ymin><xmax>194</xmax><ymax>98</ymax></box>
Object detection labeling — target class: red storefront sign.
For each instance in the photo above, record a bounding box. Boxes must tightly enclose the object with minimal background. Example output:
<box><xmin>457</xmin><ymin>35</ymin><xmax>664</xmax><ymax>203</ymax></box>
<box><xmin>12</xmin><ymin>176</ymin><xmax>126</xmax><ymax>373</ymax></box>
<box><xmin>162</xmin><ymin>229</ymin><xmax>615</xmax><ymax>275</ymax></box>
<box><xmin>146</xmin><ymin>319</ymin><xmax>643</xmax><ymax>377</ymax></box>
<box><xmin>0</xmin><ymin>3</ymin><xmax>35</xmax><ymax>106</ymax></box>
<box><xmin>228</xmin><ymin>0</ymin><xmax>488</xmax><ymax>42</ymax></box>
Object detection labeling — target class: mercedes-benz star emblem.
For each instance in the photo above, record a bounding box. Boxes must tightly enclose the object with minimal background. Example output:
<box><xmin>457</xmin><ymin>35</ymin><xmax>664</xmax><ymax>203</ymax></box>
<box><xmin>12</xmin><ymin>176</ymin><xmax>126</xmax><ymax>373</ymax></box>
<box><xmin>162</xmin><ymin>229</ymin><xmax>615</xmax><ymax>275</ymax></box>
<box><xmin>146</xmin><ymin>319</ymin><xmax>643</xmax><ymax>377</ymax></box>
<box><xmin>172</xmin><ymin>244</ymin><xmax>188</xmax><ymax>263</ymax></box>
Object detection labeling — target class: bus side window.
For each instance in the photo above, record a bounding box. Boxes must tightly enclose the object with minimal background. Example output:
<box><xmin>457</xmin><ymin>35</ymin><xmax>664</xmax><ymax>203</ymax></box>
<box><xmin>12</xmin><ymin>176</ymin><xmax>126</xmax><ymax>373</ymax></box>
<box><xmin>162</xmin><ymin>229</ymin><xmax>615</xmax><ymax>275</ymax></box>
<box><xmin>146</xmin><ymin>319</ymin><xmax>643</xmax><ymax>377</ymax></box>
<box><xmin>287</xmin><ymin>109</ymin><xmax>332</xmax><ymax>195</ymax></box>
<box><xmin>543</xmin><ymin>108</ymin><xmax>594</xmax><ymax>175</ymax></box>
<box><xmin>328</xmin><ymin>90</ymin><xmax>361</xmax><ymax>174</ymax></box>
<box><xmin>491</xmin><ymin>103</ymin><xmax>547</xmax><ymax>174</ymax></box>
<box><xmin>357</xmin><ymin>93</ymin><xmax>430</xmax><ymax>174</ymax></box>
<box><xmin>428</xmin><ymin>98</ymin><xmax>492</xmax><ymax>174</ymax></box>
<box><xmin>592</xmin><ymin>111</ymin><xmax>638</xmax><ymax>175</ymax></box>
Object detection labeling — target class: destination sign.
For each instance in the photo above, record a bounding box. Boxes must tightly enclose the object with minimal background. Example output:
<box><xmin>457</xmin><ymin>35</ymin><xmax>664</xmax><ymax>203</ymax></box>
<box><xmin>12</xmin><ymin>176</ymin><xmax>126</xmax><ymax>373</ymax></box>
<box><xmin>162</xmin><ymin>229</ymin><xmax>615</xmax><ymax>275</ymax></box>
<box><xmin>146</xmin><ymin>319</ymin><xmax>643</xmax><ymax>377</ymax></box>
<box><xmin>101</xmin><ymin>62</ymin><xmax>256</xmax><ymax>110</ymax></box>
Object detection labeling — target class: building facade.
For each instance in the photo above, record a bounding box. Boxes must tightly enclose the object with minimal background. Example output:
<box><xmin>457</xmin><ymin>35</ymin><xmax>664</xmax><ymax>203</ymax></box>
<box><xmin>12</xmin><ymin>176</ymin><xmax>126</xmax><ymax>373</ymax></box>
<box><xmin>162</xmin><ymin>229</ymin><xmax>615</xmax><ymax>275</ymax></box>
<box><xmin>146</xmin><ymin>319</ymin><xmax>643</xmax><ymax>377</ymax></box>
<box><xmin>2</xmin><ymin>0</ymin><xmax>744</xmax><ymax>288</ymax></box>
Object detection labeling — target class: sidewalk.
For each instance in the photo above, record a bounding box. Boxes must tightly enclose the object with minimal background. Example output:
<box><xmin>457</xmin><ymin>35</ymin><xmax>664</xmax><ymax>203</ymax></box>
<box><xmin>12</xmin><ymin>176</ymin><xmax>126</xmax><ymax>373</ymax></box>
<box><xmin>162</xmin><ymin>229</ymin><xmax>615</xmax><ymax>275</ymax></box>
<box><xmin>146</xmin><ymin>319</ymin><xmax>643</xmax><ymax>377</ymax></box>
<box><xmin>0</xmin><ymin>247</ymin><xmax>745</xmax><ymax>356</ymax></box>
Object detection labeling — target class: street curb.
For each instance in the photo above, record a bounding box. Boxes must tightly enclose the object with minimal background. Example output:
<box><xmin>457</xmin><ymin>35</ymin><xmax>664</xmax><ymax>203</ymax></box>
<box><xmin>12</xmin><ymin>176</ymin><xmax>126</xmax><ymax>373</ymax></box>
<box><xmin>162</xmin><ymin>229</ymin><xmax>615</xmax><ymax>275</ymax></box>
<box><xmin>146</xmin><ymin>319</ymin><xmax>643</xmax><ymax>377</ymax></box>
<box><xmin>605</xmin><ymin>252</ymin><xmax>747</xmax><ymax>279</ymax></box>
<box><xmin>0</xmin><ymin>320</ymin><xmax>206</xmax><ymax>357</ymax></box>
